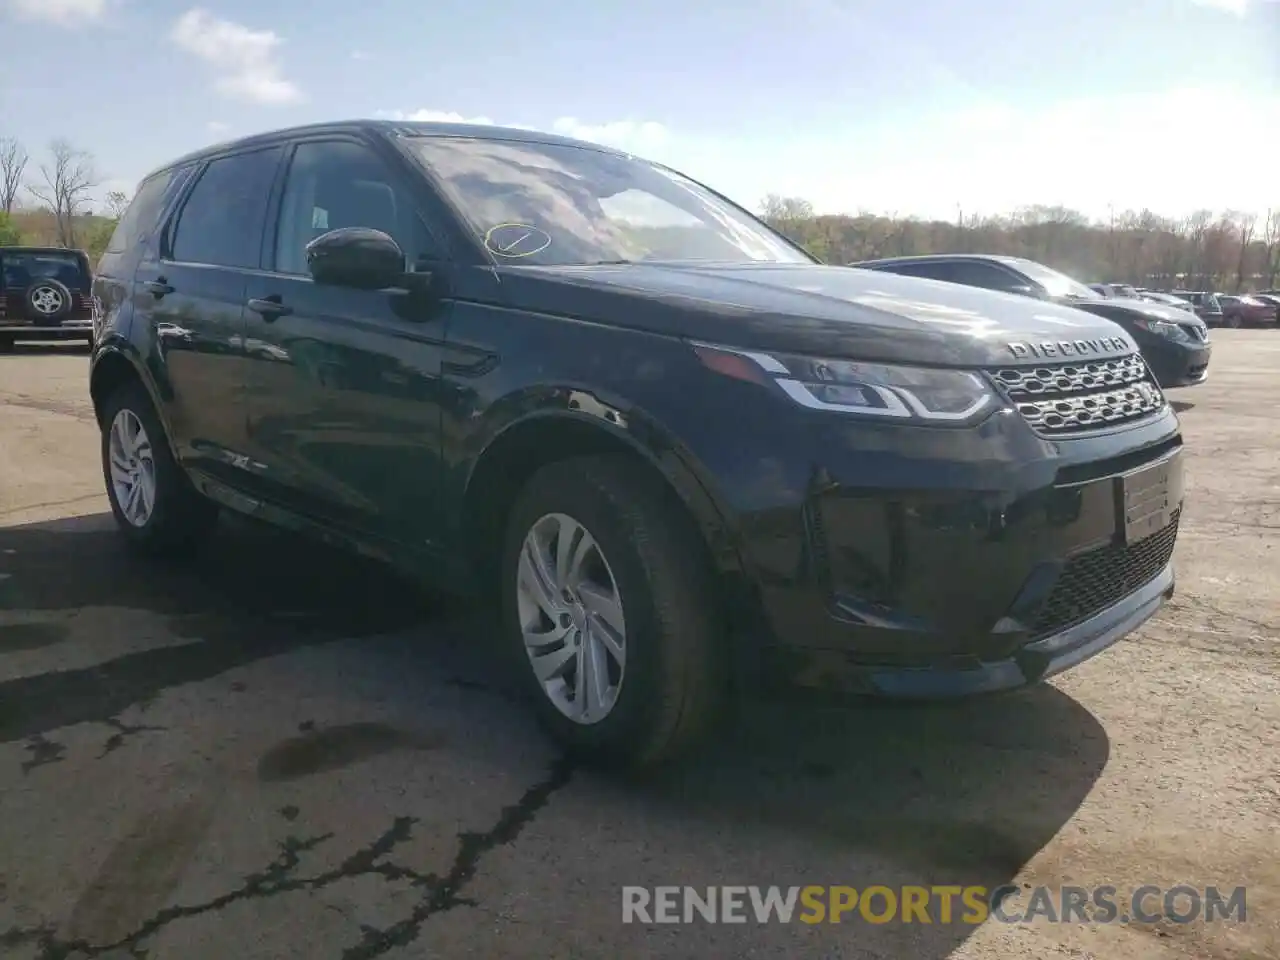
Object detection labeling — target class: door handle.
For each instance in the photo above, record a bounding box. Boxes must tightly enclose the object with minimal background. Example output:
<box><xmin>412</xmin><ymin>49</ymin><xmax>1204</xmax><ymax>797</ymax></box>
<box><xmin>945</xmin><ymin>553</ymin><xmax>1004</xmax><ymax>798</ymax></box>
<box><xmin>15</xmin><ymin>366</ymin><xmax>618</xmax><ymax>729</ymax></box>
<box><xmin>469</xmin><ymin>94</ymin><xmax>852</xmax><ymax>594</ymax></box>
<box><xmin>247</xmin><ymin>296</ymin><xmax>293</xmax><ymax>321</ymax></box>
<box><xmin>143</xmin><ymin>279</ymin><xmax>174</xmax><ymax>298</ymax></box>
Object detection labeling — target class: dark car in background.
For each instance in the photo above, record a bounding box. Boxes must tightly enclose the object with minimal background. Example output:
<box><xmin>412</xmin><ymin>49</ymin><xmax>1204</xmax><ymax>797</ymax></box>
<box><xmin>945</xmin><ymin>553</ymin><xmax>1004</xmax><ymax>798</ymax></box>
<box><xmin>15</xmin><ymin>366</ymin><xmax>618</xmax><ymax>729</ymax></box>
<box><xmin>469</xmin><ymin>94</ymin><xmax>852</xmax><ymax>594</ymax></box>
<box><xmin>89</xmin><ymin>120</ymin><xmax>1186</xmax><ymax>767</ymax></box>
<box><xmin>851</xmin><ymin>254</ymin><xmax>1211</xmax><ymax>388</ymax></box>
<box><xmin>0</xmin><ymin>246</ymin><xmax>95</xmax><ymax>349</ymax></box>
<box><xmin>1139</xmin><ymin>291</ymin><xmax>1199</xmax><ymax>313</ymax></box>
<box><xmin>1171</xmin><ymin>291</ymin><xmax>1225</xmax><ymax>325</ymax></box>
<box><xmin>1216</xmin><ymin>294</ymin><xmax>1276</xmax><ymax>328</ymax></box>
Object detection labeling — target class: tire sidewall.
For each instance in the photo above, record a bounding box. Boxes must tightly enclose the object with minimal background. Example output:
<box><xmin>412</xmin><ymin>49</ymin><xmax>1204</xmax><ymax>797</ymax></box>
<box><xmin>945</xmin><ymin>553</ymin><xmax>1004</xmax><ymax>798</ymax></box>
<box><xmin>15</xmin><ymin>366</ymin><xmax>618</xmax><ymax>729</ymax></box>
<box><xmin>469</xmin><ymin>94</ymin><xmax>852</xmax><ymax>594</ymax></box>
<box><xmin>25</xmin><ymin>279</ymin><xmax>73</xmax><ymax>321</ymax></box>
<box><xmin>500</xmin><ymin>472</ymin><xmax>671</xmax><ymax>761</ymax></box>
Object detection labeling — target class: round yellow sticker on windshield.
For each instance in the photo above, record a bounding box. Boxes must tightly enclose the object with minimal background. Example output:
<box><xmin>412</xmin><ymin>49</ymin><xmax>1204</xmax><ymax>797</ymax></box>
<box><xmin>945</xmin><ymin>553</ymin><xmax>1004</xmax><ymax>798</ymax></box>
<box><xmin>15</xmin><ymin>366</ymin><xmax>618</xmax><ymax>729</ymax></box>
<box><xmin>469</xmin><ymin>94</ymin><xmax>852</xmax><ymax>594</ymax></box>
<box><xmin>484</xmin><ymin>223</ymin><xmax>552</xmax><ymax>258</ymax></box>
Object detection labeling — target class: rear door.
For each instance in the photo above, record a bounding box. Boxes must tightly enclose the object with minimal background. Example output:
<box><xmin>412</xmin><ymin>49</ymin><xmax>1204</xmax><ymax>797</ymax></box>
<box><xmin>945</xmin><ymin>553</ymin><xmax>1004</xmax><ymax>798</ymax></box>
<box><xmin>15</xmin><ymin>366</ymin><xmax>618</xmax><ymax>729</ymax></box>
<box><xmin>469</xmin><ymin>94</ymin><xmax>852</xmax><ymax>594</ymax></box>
<box><xmin>133</xmin><ymin>145</ymin><xmax>284</xmax><ymax>485</ymax></box>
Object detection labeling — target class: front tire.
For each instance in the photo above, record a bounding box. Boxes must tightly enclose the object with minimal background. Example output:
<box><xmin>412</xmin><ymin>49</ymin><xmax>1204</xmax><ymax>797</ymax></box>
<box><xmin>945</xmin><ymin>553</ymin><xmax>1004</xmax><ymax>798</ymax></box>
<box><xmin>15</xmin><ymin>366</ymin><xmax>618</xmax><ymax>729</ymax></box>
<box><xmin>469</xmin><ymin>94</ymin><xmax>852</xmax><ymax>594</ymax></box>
<box><xmin>501</xmin><ymin>455</ymin><xmax>728</xmax><ymax>770</ymax></box>
<box><xmin>100</xmin><ymin>381</ymin><xmax>218</xmax><ymax>555</ymax></box>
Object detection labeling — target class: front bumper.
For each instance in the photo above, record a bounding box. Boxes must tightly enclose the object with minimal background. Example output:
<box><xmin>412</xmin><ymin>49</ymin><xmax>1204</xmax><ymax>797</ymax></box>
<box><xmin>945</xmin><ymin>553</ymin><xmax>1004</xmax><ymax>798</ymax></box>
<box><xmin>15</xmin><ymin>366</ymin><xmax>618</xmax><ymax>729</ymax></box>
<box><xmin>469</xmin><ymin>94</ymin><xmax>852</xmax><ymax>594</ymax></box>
<box><xmin>766</xmin><ymin>560</ymin><xmax>1174</xmax><ymax>698</ymax></box>
<box><xmin>1141</xmin><ymin>337</ymin><xmax>1211</xmax><ymax>388</ymax></box>
<box><xmin>711</xmin><ymin>398</ymin><xmax>1185</xmax><ymax>699</ymax></box>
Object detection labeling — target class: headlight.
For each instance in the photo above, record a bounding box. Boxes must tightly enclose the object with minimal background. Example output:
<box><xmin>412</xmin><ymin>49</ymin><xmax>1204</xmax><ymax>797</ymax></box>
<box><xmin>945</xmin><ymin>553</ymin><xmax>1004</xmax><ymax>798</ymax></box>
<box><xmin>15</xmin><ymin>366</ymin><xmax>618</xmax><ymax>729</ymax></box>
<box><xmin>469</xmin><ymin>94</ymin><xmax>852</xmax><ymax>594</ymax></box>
<box><xmin>692</xmin><ymin>342</ymin><xmax>999</xmax><ymax>423</ymax></box>
<box><xmin>1132</xmin><ymin>317</ymin><xmax>1189</xmax><ymax>341</ymax></box>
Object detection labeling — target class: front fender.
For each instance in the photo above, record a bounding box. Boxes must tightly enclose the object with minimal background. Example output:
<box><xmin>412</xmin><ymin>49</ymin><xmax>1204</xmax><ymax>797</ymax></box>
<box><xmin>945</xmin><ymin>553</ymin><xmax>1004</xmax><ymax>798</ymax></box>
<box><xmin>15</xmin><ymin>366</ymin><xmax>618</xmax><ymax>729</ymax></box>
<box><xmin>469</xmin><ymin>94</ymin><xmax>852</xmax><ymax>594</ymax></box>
<box><xmin>463</xmin><ymin>384</ymin><xmax>746</xmax><ymax>576</ymax></box>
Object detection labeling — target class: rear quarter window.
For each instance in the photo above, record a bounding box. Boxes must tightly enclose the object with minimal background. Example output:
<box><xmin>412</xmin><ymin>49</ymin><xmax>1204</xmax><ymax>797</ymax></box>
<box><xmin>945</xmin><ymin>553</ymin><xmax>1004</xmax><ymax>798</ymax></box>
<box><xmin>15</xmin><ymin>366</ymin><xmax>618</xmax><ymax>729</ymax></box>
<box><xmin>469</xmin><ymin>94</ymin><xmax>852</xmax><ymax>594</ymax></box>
<box><xmin>105</xmin><ymin>168</ymin><xmax>187</xmax><ymax>256</ymax></box>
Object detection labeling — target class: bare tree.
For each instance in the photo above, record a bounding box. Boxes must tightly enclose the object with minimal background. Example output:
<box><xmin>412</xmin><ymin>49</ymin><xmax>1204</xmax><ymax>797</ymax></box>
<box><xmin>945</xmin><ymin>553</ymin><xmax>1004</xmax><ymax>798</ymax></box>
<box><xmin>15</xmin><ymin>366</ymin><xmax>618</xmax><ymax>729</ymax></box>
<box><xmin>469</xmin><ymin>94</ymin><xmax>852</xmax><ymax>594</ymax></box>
<box><xmin>1262</xmin><ymin>209</ymin><xmax>1280</xmax><ymax>289</ymax></box>
<box><xmin>26</xmin><ymin>140</ymin><xmax>98</xmax><ymax>248</ymax></box>
<box><xmin>0</xmin><ymin>137</ymin><xmax>28</xmax><ymax>215</ymax></box>
<box><xmin>104</xmin><ymin>189</ymin><xmax>130</xmax><ymax>220</ymax></box>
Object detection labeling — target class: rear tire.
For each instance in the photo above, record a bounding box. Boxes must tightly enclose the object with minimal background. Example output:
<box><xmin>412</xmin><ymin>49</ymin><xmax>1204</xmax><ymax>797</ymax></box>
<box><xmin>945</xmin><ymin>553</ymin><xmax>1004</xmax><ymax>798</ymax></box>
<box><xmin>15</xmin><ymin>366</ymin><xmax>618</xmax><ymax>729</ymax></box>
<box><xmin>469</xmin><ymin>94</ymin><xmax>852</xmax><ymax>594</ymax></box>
<box><xmin>100</xmin><ymin>381</ymin><xmax>218</xmax><ymax>556</ymax></box>
<box><xmin>500</xmin><ymin>455</ymin><xmax>728</xmax><ymax>771</ymax></box>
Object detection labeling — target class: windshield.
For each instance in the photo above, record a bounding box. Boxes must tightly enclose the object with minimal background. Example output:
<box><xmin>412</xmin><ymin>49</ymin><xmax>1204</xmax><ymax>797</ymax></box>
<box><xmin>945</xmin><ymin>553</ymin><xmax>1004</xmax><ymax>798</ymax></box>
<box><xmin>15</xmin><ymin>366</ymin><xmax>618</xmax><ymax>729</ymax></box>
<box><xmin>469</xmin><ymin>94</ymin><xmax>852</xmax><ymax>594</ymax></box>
<box><xmin>405</xmin><ymin>136</ymin><xmax>812</xmax><ymax>267</ymax></box>
<box><xmin>1006</xmin><ymin>258</ymin><xmax>1100</xmax><ymax>300</ymax></box>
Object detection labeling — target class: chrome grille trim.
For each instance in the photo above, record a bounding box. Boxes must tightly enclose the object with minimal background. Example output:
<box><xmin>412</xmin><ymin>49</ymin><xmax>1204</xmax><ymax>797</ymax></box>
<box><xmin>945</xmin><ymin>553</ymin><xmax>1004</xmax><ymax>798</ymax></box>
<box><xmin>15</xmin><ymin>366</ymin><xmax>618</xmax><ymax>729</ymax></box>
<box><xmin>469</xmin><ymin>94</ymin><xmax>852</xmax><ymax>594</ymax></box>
<box><xmin>989</xmin><ymin>354</ymin><xmax>1167</xmax><ymax>435</ymax></box>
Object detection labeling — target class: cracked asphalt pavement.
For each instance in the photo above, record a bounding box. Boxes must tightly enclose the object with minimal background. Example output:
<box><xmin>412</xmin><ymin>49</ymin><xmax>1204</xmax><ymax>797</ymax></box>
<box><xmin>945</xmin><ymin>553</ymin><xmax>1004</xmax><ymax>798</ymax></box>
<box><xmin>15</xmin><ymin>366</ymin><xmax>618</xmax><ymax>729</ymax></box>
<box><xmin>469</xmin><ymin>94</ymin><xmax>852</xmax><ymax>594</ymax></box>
<box><xmin>1</xmin><ymin>337</ymin><xmax>1278</xmax><ymax>959</ymax></box>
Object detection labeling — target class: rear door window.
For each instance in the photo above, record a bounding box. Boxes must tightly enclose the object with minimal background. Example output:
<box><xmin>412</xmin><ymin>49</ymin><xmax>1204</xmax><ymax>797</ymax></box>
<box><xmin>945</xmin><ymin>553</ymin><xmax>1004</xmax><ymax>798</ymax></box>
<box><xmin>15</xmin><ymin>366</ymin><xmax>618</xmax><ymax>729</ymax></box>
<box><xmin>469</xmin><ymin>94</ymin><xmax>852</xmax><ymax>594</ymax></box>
<box><xmin>169</xmin><ymin>147</ymin><xmax>284</xmax><ymax>269</ymax></box>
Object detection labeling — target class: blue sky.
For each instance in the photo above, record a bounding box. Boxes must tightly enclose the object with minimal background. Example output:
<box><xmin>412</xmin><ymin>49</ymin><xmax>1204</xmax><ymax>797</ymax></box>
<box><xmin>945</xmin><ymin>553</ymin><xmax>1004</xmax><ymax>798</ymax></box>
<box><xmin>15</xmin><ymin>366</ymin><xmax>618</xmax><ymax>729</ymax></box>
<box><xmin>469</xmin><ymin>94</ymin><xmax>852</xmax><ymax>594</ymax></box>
<box><xmin>1</xmin><ymin>0</ymin><xmax>1276</xmax><ymax>219</ymax></box>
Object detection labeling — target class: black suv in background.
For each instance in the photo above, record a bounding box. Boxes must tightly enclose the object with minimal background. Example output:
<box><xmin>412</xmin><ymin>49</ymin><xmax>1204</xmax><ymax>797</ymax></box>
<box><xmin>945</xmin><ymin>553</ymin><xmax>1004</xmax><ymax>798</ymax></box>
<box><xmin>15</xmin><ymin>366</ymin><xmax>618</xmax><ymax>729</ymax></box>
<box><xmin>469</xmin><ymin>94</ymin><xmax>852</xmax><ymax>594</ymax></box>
<box><xmin>90</xmin><ymin>121</ymin><xmax>1186</xmax><ymax>767</ymax></box>
<box><xmin>0</xmin><ymin>246</ymin><xmax>94</xmax><ymax>348</ymax></box>
<box><xmin>853</xmin><ymin>255</ymin><xmax>1211</xmax><ymax>388</ymax></box>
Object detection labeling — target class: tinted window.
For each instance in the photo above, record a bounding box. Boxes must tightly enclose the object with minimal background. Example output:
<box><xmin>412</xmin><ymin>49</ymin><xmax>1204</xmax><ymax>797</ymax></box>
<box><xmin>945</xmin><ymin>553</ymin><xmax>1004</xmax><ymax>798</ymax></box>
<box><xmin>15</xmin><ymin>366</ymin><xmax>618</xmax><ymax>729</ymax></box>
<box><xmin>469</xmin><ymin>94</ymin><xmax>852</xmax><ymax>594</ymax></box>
<box><xmin>170</xmin><ymin>148</ymin><xmax>283</xmax><ymax>269</ymax></box>
<box><xmin>105</xmin><ymin>169</ymin><xmax>178</xmax><ymax>255</ymax></box>
<box><xmin>2</xmin><ymin>251</ymin><xmax>88</xmax><ymax>289</ymax></box>
<box><xmin>875</xmin><ymin>261</ymin><xmax>954</xmax><ymax>280</ymax></box>
<box><xmin>946</xmin><ymin>261</ymin><xmax>1029</xmax><ymax>293</ymax></box>
<box><xmin>273</xmin><ymin>140</ymin><xmax>439</xmax><ymax>276</ymax></box>
<box><xmin>406</xmin><ymin>136</ymin><xmax>810</xmax><ymax>266</ymax></box>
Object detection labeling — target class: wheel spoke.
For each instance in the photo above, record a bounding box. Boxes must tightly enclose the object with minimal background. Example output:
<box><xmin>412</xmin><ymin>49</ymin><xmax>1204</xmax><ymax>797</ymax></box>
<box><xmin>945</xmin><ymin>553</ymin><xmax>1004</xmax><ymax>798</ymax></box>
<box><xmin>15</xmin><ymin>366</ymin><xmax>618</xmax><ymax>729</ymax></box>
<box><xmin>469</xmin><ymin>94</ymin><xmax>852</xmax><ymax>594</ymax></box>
<box><xmin>523</xmin><ymin>620</ymin><xmax>571</xmax><ymax>648</ymax></box>
<box><xmin>518</xmin><ymin>540</ymin><xmax>560</xmax><ymax>621</ymax></box>
<box><xmin>583</xmin><ymin>631</ymin><xmax>610</xmax><ymax>718</ymax></box>
<box><xmin>555</xmin><ymin>517</ymin><xmax>590</xmax><ymax>590</ymax></box>
<box><xmin>125</xmin><ymin>480</ymin><xmax>142</xmax><ymax>521</ymax></box>
<box><xmin>578</xmin><ymin>582</ymin><xmax>624</xmax><ymax>636</ymax></box>
<box><xmin>571</xmin><ymin>639</ymin><xmax>587</xmax><ymax>714</ymax></box>
<box><xmin>530</xmin><ymin>640</ymin><xmax>576</xmax><ymax>682</ymax></box>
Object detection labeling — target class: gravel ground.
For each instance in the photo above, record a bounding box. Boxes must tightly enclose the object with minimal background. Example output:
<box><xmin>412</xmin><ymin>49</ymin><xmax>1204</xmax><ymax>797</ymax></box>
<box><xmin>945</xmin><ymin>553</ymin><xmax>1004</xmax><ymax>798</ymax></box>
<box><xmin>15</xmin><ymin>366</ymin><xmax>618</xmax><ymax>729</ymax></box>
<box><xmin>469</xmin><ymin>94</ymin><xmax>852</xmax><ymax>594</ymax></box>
<box><xmin>1</xmin><ymin>335</ymin><xmax>1276</xmax><ymax>960</ymax></box>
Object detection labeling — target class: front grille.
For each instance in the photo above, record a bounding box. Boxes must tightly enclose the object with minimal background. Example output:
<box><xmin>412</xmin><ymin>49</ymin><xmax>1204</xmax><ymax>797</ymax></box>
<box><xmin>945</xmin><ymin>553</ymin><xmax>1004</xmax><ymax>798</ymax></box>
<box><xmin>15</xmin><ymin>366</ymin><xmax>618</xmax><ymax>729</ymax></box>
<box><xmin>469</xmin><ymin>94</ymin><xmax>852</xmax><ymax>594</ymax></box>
<box><xmin>1028</xmin><ymin>509</ymin><xmax>1180</xmax><ymax>639</ymax></box>
<box><xmin>1187</xmin><ymin>325</ymin><xmax>1208</xmax><ymax>342</ymax></box>
<box><xmin>989</xmin><ymin>354</ymin><xmax>1166</xmax><ymax>435</ymax></box>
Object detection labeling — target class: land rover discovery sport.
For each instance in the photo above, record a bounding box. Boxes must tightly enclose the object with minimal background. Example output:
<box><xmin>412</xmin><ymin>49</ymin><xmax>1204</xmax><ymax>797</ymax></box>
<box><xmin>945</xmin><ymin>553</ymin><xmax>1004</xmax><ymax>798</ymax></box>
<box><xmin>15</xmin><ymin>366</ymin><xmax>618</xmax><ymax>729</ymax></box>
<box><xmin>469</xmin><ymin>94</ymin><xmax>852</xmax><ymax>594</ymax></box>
<box><xmin>89</xmin><ymin>121</ymin><xmax>1186</xmax><ymax>767</ymax></box>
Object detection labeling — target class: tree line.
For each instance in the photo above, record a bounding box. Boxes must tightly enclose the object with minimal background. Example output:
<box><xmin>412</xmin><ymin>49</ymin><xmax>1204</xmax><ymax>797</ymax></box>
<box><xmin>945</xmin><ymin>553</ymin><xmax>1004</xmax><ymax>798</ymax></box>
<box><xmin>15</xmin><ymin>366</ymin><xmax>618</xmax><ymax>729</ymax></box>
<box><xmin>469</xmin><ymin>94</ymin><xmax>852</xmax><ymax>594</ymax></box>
<box><xmin>0</xmin><ymin>136</ymin><xmax>126</xmax><ymax>258</ymax></box>
<box><xmin>3</xmin><ymin>132</ymin><xmax>1278</xmax><ymax>293</ymax></box>
<box><xmin>760</xmin><ymin>196</ymin><xmax>1280</xmax><ymax>293</ymax></box>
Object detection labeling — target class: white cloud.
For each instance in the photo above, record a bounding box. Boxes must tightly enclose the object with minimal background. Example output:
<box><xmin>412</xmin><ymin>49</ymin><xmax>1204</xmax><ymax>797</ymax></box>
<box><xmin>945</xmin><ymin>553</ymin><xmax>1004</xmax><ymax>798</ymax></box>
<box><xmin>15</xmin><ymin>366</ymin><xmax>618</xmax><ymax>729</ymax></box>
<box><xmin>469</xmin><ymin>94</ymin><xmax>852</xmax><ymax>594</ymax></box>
<box><xmin>7</xmin><ymin>0</ymin><xmax>106</xmax><ymax>24</ymax></box>
<box><xmin>170</xmin><ymin>9</ymin><xmax>302</xmax><ymax>105</ymax></box>
<box><xmin>206</xmin><ymin>120</ymin><xmax>231</xmax><ymax>136</ymax></box>
<box><xmin>378</xmin><ymin>109</ymin><xmax>671</xmax><ymax>152</ymax></box>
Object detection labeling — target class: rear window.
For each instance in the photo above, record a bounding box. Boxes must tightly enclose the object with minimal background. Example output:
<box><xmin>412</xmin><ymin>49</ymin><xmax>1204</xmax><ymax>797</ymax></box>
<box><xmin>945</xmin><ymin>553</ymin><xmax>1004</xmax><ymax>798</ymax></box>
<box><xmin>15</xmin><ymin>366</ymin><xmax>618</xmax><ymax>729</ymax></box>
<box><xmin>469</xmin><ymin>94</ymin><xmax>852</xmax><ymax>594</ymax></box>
<box><xmin>1</xmin><ymin>251</ymin><xmax>89</xmax><ymax>290</ymax></box>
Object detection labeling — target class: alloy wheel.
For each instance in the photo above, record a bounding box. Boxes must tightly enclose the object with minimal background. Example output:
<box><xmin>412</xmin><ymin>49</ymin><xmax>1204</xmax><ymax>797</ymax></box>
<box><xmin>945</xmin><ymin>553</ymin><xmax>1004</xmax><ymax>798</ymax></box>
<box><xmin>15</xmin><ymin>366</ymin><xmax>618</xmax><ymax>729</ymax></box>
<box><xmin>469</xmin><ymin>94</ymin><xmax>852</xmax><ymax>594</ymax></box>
<box><xmin>515</xmin><ymin>512</ymin><xmax>627</xmax><ymax>725</ymax></box>
<box><xmin>30</xmin><ymin>285</ymin><xmax>65</xmax><ymax>316</ymax></box>
<box><xmin>108</xmin><ymin>408</ymin><xmax>157</xmax><ymax>527</ymax></box>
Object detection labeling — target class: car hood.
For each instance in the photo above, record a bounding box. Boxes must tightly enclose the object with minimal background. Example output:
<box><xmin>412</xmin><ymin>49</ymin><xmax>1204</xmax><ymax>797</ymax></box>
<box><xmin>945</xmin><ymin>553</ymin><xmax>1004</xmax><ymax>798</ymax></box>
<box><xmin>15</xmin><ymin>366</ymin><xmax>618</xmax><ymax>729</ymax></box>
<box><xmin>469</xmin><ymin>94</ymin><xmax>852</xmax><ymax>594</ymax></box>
<box><xmin>1067</xmin><ymin>296</ymin><xmax>1206</xmax><ymax>327</ymax></box>
<box><xmin>494</xmin><ymin>262</ymin><xmax>1138</xmax><ymax>367</ymax></box>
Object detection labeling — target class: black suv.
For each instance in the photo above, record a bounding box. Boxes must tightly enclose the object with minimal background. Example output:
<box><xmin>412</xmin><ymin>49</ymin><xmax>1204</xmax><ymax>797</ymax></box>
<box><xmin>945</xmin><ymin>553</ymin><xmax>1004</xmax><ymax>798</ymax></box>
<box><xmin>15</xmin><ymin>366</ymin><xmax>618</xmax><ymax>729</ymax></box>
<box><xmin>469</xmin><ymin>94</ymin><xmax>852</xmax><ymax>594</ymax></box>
<box><xmin>0</xmin><ymin>246</ymin><xmax>94</xmax><ymax>348</ymax></box>
<box><xmin>853</xmin><ymin>255</ymin><xmax>1211</xmax><ymax>388</ymax></box>
<box><xmin>90</xmin><ymin>121</ymin><xmax>1185</xmax><ymax>767</ymax></box>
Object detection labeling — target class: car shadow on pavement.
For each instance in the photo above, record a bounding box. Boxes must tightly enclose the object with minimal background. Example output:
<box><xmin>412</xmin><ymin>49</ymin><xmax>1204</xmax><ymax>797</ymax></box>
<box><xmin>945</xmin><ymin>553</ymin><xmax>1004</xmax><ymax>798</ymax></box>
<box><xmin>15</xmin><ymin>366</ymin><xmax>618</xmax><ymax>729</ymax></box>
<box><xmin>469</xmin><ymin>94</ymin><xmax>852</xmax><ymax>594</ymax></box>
<box><xmin>1170</xmin><ymin>400</ymin><xmax>1196</xmax><ymax>413</ymax></box>
<box><xmin>0</xmin><ymin>511</ymin><xmax>1109</xmax><ymax>959</ymax></box>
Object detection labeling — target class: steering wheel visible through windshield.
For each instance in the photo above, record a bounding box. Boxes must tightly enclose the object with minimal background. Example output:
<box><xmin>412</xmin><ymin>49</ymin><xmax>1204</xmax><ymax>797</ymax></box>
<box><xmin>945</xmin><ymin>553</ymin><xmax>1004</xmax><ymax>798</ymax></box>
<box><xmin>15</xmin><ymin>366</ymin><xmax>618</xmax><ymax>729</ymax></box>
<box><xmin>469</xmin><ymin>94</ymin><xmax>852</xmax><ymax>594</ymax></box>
<box><xmin>404</xmin><ymin>135</ymin><xmax>812</xmax><ymax>267</ymax></box>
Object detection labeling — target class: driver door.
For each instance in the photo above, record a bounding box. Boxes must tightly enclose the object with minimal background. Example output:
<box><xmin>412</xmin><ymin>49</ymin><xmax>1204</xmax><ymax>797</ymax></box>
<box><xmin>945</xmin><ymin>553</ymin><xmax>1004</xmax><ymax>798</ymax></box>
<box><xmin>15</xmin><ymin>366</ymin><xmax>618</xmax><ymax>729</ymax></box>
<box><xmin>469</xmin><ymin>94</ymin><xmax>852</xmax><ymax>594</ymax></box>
<box><xmin>241</xmin><ymin>136</ymin><xmax>453</xmax><ymax>550</ymax></box>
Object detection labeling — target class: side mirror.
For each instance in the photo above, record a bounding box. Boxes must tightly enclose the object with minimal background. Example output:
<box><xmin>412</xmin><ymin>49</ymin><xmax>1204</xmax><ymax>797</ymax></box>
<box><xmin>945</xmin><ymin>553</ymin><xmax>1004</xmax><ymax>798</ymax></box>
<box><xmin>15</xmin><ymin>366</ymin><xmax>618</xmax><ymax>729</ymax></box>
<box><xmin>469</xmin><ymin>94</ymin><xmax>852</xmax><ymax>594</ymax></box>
<box><xmin>306</xmin><ymin>227</ymin><xmax>406</xmax><ymax>290</ymax></box>
<box><xmin>1010</xmin><ymin>284</ymin><xmax>1042</xmax><ymax>298</ymax></box>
